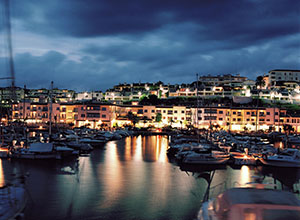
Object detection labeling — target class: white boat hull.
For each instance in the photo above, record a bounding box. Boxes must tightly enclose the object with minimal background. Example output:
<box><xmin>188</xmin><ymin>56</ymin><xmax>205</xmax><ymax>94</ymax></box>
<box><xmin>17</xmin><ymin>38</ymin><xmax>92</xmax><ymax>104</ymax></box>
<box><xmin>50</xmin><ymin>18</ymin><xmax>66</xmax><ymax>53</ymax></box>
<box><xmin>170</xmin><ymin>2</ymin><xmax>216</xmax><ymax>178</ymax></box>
<box><xmin>182</xmin><ymin>156</ymin><xmax>229</xmax><ymax>165</ymax></box>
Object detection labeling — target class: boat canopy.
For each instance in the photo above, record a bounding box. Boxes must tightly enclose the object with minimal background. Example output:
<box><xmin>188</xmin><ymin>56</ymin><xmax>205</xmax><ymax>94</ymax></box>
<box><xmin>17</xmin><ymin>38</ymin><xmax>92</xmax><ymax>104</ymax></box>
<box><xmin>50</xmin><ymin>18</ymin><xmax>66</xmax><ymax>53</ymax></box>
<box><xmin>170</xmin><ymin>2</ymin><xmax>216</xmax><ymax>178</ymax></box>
<box><xmin>215</xmin><ymin>188</ymin><xmax>300</xmax><ymax>212</ymax></box>
<box><xmin>28</xmin><ymin>143</ymin><xmax>54</xmax><ymax>153</ymax></box>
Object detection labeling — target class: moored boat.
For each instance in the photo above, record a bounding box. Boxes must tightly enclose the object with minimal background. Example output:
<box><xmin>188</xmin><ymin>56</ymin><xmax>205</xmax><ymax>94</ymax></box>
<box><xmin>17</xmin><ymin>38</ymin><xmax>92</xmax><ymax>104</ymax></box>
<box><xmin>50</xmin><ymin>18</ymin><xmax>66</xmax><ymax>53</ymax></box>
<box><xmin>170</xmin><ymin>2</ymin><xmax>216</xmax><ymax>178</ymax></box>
<box><xmin>79</xmin><ymin>138</ymin><xmax>106</xmax><ymax>148</ymax></box>
<box><xmin>259</xmin><ymin>148</ymin><xmax>300</xmax><ymax>168</ymax></box>
<box><xmin>198</xmin><ymin>187</ymin><xmax>300</xmax><ymax>220</ymax></box>
<box><xmin>181</xmin><ymin>150</ymin><xmax>230</xmax><ymax>165</ymax></box>
<box><xmin>9</xmin><ymin>142</ymin><xmax>61</xmax><ymax>159</ymax></box>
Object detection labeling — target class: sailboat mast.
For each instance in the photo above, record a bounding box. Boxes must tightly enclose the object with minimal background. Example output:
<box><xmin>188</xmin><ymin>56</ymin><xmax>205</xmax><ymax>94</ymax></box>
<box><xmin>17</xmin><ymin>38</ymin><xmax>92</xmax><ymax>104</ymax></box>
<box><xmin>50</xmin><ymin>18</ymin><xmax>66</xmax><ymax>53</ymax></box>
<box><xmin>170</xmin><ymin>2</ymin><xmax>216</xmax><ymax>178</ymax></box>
<box><xmin>196</xmin><ymin>73</ymin><xmax>199</xmax><ymax>127</ymax></box>
<box><xmin>49</xmin><ymin>81</ymin><xmax>53</xmax><ymax>139</ymax></box>
<box><xmin>4</xmin><ymin>0</ymin><xmax>16</xmax><ymax>101</ymax></box>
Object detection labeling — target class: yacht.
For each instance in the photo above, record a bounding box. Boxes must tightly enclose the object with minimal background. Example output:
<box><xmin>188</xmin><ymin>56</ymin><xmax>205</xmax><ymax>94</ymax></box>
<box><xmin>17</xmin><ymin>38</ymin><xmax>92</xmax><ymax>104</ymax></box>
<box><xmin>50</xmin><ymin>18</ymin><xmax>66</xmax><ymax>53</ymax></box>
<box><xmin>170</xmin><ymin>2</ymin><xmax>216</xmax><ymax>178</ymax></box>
<box><xmin>181</xmin><ymin>150</ymin><xmax>230</xmax><ymax>165</ymax></box>
<box><xmin>198</xmin><ymin>187</ymin><xmax>300</xmax><ymax>220</ymax></box>
<box><xmin>9</xmin><ymin>142</ymin><xmax>61</xmax><ymax>159</ymax></box>
<box><xmin>259</xmin><ymin>148</ymin><xmax>300</xmax><ymax>168</ymax></box>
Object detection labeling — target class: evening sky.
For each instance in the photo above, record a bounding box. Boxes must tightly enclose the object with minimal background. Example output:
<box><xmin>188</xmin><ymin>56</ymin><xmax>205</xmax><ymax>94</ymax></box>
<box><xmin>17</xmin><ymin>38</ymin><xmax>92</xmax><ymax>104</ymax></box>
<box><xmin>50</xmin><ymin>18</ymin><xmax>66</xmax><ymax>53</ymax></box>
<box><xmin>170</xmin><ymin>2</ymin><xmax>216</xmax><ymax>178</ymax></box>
<box><xmin>0</xmin><ymin>0</ymin><xmax>299</xmax><ymax>91</ymax></box>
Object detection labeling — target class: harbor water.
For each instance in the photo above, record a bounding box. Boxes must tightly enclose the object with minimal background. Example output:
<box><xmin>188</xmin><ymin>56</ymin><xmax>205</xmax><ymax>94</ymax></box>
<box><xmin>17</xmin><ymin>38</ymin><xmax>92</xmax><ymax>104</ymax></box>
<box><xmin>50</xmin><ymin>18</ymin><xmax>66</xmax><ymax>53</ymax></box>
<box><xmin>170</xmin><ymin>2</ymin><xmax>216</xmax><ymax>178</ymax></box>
<box><xmin>1</xmin><ymin>135</ymin><xmax>300</xmax><ymax>220</ymax></box>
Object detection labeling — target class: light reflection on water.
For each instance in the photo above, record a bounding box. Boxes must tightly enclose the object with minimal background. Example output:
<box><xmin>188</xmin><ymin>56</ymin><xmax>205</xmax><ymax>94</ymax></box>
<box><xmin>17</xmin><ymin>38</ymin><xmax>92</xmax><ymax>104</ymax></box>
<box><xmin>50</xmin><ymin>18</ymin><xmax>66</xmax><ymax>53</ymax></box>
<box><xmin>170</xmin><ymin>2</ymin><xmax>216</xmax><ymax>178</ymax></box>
<box><xmin>0</xmin><ymin>159</ymin><xmax>5</xmax><ymax>187</ymax></box>
<box><xmin>0</xmin><ymin>135</ymin><xmax>299</xmax><ymax>220</ymax></box>
<box><xmin>240</xmin><ymin>165</ymin><xmax>251</xmax><ymax>187</ymax></box>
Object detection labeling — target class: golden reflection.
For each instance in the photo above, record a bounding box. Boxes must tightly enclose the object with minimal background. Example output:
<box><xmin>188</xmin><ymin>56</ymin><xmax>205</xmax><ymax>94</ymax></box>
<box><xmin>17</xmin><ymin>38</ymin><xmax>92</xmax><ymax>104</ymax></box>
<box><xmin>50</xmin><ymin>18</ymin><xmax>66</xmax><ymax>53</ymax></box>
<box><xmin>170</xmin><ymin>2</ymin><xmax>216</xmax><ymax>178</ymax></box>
<box><xmin>99</xmin><ymin>141</ymin><xmax>123</xmax><ymax>209</ymax></box>
<box><xmin>273</xmin><ymin>141</ymin><xmax>284</xmax><ymax>149</ymax></box>
<box><xmin>134</xmin><ymin>136</ymin><xmax>143</xmax><ymax>161</ymax></box>
<box><xmin>124</xmin><ymin>137</ymin><xmax>132</xmax><ymax>160</ymax></box>
<box><xmin>142</xmin><ymin>136</ymin><xmax>160</xmax><ymax>162</ymax></box>
<box><xmin>240</xmin><ymin>165</ymin><xmax>251</xmax><ymax>187</ymax></box>
<box><xmin>139</xmin><ymin>136</ymin><xmax>169</xmax><ymax>163</ymax></box>
<box><xmin>0</xmin><ymin>159</ymin><xmax>5</xmax><ymax>187</ymax></box>
<box><xmin>279</xmin><ymin>142</ymin><xmax>283</xmax><ymax>149</ymax></box>
<box><xmin>158</xmin><ymin>136</ymin><xmax>168</xmax><ymax>163</ymax></box>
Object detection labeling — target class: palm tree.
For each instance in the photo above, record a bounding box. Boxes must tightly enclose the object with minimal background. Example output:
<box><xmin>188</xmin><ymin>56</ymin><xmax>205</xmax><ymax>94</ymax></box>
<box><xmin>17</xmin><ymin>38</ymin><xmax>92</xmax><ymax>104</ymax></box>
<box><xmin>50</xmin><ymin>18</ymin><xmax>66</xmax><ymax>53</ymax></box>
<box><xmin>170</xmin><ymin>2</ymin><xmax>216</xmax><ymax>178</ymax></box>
<box><xmin>255</xmin><ymin>76</ymin><xmax>265</xmax><ymax>90</ymax></box>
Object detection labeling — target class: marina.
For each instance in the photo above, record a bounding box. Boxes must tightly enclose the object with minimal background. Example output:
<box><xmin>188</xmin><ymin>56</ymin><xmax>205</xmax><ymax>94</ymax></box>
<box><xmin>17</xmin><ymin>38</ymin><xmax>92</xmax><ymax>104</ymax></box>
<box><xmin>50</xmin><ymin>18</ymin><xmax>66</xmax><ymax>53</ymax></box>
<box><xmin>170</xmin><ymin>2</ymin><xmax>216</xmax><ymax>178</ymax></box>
<box><xmin>0</xmin><ymin>0</ymin><xmax>299</xmax><ymax>219</ymax></box>
<box><xmin>0</xmin><ymin>134</ymin><xmax>299</xmax><ymax>220</ymax></box>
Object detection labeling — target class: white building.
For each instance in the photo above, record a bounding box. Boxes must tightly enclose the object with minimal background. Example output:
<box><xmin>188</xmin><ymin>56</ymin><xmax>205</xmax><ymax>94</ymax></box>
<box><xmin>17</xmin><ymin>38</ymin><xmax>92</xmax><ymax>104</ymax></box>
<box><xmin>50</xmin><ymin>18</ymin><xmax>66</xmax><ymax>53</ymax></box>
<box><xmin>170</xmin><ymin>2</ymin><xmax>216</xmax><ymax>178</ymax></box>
<box><xmin>267</xmin><ymin>69</ymin><xmax>300</xmax><ymax>87</ymax></box>
<box><xmin>76</xmin><ymin>91</ymin><xmax>103</xmax><ymax>101</ymax></box>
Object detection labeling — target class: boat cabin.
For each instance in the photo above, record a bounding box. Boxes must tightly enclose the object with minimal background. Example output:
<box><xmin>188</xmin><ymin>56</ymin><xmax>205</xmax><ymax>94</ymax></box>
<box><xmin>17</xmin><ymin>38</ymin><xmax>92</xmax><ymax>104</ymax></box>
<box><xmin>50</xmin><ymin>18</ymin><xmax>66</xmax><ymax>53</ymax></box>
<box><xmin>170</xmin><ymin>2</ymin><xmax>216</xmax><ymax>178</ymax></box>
<box><xmin>206</xmin><ymin>188</ymin><xmax>300</xmax><ymax>220</ymax></box>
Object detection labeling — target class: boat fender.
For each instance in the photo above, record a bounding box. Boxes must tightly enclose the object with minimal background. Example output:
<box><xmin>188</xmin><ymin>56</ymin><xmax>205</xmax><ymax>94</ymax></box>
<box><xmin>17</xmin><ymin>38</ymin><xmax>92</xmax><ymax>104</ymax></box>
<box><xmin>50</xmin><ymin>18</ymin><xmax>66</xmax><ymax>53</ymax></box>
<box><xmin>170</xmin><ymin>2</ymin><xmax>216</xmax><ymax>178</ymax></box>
<box><xmin>262</xmin><ymin>154</ymin><xmax>268</xmax><ymax>160</ymax></box>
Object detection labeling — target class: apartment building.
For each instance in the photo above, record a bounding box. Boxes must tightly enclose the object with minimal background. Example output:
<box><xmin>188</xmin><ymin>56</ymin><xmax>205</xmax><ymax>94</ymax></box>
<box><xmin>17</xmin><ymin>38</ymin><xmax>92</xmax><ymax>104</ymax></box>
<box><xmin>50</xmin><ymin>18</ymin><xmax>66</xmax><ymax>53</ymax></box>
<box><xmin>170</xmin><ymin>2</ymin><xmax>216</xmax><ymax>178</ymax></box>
<box><xmin>267</xmin><ymin>69</ymin><xmax>300</xmax><ymax>87</ymax></box>
<box><xmin>76</xmin><ymin>102</ymin><xmax>112</xmax><ymax>128</ymax></box>
<box><xmin>12</xmin><ymin>102</ymin><xmax>60</xmax><ymax>124</ymax></box>
<box><xmin>0</xmin><ymin>87</ymin><xmax>25</xmax><ymax>103</ymax></box>
<box><xmin>75</xmin><ymin>91</ymin><xmax>103</xmax><ymax>101</ymax></box>
<box><xmin>11</xmin><ymin>102</ymin><xmax>300</xmax><ymax>133</ymax></box>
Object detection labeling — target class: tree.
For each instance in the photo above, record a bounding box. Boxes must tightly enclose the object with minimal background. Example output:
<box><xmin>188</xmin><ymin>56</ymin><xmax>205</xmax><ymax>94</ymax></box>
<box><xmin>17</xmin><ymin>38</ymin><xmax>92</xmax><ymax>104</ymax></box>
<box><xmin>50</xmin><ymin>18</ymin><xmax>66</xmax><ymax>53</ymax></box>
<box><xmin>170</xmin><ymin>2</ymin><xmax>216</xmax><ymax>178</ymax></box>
<box><xmin>255</xmin><ymin>76</ymin><xmax>265</xmax><ymax>89</ymax></box>
<box><xmin>158</xmin><ymin>90</ymin><xmax>162</xmax><ymax>98</ymax></box>
<box><xmin>139</xmin><ymin>94</ymin><xmax>159</xmax><ymax>105</ymax></box>
<box><xmin>127</xmin><ymin>111</ymin><xmax>139</xmax><ymax>127</ymax></box>
<box><xmin>148</xmin><ymin>95</ymin><xmax>159</xmax><ymax>104</ymax></box>
<box><xmin>155</xmin><ymin>113</ymin><xmax>162</xmax><ymax>122</ymax></box>
<box><xmin>283</xmin><ymin>124</ymin><xmax>294</xmax><ymax>135</ymax></box>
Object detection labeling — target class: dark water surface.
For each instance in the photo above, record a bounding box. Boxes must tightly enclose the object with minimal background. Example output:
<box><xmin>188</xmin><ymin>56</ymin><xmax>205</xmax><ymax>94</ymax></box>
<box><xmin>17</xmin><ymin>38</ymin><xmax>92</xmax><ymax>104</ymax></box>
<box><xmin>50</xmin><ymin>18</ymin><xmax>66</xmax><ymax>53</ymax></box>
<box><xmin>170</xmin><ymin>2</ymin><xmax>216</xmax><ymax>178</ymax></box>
<box><xmin>1</xmin><ymin>135</ymin><xmax>300</xmax><ymax>220</ymax></box>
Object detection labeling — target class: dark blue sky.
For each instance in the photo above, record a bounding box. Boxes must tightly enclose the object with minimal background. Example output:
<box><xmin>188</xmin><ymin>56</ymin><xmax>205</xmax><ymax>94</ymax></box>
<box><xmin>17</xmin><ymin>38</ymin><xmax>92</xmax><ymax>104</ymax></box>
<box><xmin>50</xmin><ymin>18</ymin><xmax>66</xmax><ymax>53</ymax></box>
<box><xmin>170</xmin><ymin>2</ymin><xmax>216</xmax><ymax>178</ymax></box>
<box><xmin>0</xmin><ymin>0</ymin><xmax>299</xmax><ymax>91</ymax></box>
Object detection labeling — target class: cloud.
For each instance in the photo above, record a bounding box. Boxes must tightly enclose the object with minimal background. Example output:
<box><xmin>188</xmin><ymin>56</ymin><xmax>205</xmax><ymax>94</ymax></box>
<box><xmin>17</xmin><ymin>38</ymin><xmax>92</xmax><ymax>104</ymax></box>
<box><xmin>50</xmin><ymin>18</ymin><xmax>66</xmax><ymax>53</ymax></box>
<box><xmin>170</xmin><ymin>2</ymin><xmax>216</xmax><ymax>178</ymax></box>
<box><xmin>10</xmin><ymin>0</ymin><xmax>300</xmax><ymax>41</ymax></box>
<box><xmin>0</xmin><ymin>0</ymin><xmax>298</xmax><ymax>91</ymax></box>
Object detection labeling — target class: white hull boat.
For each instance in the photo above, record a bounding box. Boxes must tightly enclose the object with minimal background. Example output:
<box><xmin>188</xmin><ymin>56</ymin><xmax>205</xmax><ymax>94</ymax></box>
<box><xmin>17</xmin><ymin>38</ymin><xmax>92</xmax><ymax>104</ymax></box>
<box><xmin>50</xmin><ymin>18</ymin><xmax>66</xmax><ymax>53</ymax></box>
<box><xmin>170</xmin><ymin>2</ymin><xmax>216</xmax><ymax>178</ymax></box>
<box><xmin>9</xmin><ymin>143</ymin><xmax>61</xmax><ymax>160</ymax></box>
<box><xmin>259</xmin><ymin>148</ymin><xmax>300</xmax><ymax>168</ymax></box>
<box><xmin>198</xmin><ymin>187</ymin><xmax>300</xmax><ymax>220</ymax></box>
<box><xmin>182</xmin><ymin>151</ymin><xmax>230</xmax><ymax>165</ymax></box>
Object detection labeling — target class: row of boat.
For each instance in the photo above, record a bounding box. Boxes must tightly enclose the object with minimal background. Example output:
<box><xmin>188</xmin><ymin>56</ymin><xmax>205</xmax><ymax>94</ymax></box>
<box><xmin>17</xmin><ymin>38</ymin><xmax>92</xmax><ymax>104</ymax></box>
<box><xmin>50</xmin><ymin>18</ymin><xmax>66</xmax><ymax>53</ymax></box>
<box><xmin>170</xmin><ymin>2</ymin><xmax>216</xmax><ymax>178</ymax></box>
<box><xmin>168</xmin><ymin>131</ymin><xmax>300</xmax><ymax>168</ymax></box>
<box><xmin>0</xmin><ymin>127</ymin><xmax>134</xmax><ymax>160</ymax></box>
<box><xmin>0</xmin><ymin>127</ymin><xmax>135</xmax><ymax>219</ymax></box>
